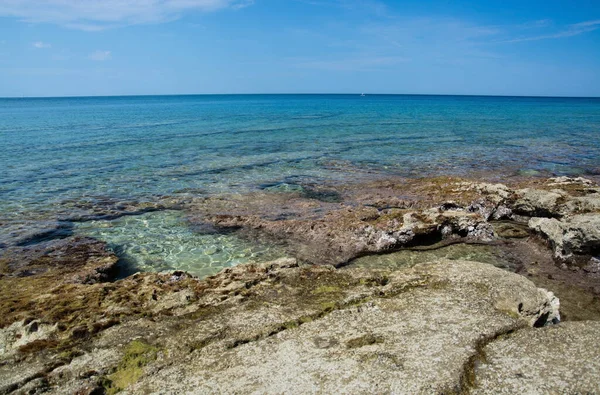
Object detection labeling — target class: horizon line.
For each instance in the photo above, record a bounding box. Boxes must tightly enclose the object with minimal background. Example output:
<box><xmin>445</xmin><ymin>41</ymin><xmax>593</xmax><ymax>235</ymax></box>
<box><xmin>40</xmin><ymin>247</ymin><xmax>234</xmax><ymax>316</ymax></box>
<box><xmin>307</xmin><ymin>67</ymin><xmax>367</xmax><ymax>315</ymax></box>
<box><xmin>2</xmin><ymin>93</ymin><xmax>600</xmax><ymax>99</ymax></box>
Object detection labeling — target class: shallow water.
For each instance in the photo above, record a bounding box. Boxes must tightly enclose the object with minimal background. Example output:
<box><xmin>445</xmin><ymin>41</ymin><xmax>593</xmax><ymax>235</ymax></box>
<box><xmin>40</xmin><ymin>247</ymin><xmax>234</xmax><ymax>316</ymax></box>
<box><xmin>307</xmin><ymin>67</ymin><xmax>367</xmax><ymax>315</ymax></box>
<box><xmin>347</xmin><ymin>243</ymin><xmax>518</xmax><ymax>272</ymax></box>
<box><xmin>74</xmin><ymin>211</ymin><xmax>288</xmax><ymax>278</ymax></box>
<box><xmin>2</xmin><ymin>94</ymin><xmax>600</xmax><ymax>275</ymax></box>
<box><xmin>3</xmin><ymin>95</ymin><xmax>600</xmax><ymax>220</ymax></box>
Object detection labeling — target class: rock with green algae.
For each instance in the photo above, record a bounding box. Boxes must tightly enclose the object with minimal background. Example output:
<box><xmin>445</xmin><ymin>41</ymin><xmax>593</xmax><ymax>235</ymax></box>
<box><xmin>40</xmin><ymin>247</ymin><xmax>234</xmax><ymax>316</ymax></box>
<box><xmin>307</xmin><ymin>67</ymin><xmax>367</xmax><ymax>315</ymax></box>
<box><xmin>102</xmin><ymin>340</ymin><xmax>160</xmax><ymax>395</ymax></box>
<box><xmin>4</xmin><ymin>176</ymin><xmax>600</xmax><ymax>394</ymax></box>
<box><xmin>185</xmin><ymin>177</ymin><xmax>600</xmax><ymax>268</ymax></box>
<box><xmin>121</xmin><ymin>259</ymin><xmax>564</xmax><ymax>394</ymax></box>
<box><xmin>11</xmin><ymin>258</ymin><xmax>568</xmax><ymax>395</ymax></box>
<box><xmin>0</xmin><ymin>242</ymin><xmax>597</xmax><ymax>394</ymax></box>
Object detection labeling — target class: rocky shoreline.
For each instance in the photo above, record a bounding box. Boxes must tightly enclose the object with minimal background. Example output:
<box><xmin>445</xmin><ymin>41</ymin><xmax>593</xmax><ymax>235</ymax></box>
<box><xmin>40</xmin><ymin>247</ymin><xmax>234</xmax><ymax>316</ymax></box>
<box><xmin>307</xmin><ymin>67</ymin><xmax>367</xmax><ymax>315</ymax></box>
<box><xmin>1</xmin><ymin>175</ymin><xmax>599</xmax><ymax>394</ymax></box>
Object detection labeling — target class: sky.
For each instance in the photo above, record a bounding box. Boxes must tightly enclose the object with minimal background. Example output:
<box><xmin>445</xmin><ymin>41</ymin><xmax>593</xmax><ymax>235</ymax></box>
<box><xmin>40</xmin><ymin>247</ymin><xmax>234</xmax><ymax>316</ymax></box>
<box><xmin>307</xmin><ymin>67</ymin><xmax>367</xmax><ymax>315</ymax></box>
<box><xmin>0</xmin><ymin>0</ymin><xmax>599</xmax><ymax>97</ymax></box>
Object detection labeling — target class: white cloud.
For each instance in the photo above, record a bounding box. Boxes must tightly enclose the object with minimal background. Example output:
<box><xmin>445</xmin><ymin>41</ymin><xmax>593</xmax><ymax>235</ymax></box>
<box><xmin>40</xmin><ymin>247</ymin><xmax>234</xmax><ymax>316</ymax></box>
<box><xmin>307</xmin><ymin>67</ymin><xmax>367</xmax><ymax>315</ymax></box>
<box><xmin>89</xmin><ymin>50</ymin><xmax>112</xmax><ymax>61</ymax></box>
<box><xmin>0</xmin><ymin>0</ymin><xmax>253</xmax><ymax>30</ymax></box>
<box><xmin>33</xmin><ymin>41</ymin><xmax>51</xmax><ymax>48</ymax></box>
<box><xmin>501</xmin><ymin>19</ymin><xmax>600</xmax><ymax>43</ymax></box>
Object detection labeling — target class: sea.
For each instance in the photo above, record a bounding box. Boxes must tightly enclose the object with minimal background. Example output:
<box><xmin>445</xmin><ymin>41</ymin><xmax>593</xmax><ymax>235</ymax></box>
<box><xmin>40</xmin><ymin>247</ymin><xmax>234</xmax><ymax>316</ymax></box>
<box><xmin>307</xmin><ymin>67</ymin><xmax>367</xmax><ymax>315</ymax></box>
<box><xmin>2</xmin><ymin>94</ymin><xmax>600</xmax><ymax>277</ymax></box>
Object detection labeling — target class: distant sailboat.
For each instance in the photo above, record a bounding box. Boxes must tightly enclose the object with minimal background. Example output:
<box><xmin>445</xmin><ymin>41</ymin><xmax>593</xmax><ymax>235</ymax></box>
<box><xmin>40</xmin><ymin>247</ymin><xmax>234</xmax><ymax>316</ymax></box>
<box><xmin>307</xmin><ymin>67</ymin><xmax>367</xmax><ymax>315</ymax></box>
<box><xmin>360</xmin><ymin>93</ymin><xmax>366</xmax><ymax>97</ymax></box>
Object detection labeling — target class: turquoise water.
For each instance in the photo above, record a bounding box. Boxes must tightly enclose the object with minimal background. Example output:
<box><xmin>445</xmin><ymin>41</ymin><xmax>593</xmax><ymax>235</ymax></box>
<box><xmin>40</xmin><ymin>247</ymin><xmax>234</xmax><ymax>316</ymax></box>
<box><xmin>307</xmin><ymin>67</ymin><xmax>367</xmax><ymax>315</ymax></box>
<box><xmin>73</xmin><ymin>211</ymin><xmax>288</xmax><ymax>278</ymax></box>
<box><xmin>2</xmin><ymin>94</ymin><xmax>600</xmax><ymax>276</ymax></box>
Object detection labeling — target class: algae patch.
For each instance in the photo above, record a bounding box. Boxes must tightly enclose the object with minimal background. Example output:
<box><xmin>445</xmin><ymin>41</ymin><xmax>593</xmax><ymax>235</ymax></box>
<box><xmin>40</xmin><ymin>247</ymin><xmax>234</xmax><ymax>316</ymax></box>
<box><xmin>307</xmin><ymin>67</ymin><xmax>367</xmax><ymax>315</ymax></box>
<box><xmin>311</xmin><ymin>285</ymin><xmax>342</xmax><ymax>294</ymax></box>
<box><xmin>103</xmin><ymin>340</ymin><xmax>159</xmax><ymax>394</ymax></box>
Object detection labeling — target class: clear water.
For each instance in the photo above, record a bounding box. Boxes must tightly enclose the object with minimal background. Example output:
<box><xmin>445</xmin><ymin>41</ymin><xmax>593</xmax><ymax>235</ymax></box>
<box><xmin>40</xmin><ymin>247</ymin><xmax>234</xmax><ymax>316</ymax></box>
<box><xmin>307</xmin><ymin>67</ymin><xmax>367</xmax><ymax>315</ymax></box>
<box><xmin>2</xmin><ymin>94</ymin><xmax>600</xmax><ymax>276</ymax></box>
<box><xmin>74</xmin><ymin>211</ymin><xmax>288</xmax><ymax>278</ymax></box>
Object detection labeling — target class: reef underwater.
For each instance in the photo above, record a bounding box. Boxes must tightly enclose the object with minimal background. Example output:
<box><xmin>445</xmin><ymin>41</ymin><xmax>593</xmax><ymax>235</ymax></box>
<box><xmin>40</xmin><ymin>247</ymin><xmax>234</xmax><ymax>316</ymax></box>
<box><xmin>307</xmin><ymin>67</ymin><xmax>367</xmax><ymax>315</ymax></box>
<box><xmin>1</xmin><ymin>174</ymin><xmax>600</xmax><ymax>394</ymax></box>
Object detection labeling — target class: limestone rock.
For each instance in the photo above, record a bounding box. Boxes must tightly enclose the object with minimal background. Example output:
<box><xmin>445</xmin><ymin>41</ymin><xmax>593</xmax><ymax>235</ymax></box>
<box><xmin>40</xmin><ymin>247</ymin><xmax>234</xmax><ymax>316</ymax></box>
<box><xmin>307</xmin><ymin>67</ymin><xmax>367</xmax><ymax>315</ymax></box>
<box><xmin>562</xmin><ymin>214</ymin><xmax>600</xmax><ymax>256</ymax></box>
<box><xmin>472</xmin><ymin>321</ymin><xmax>600</xmax><ymax>394</ymax></box>
<box><xmin>3</xmin><ymin>176</ymin><xmax>600</xmax><ymax>393</ymax></box>
<box><xmin>57</xmin><ymin>199</ymin><xmax>171</xmax><ymax>222</ymax></box>
<box><xmin>529</xmin><ymin>214</ymin><xmax>600</xmax><ymax>261</ymax></box>
<box><xmin>529</xmin><ymin>217</ymin><xmax>565</xmax><ymax>257</ymax></box>
<box><xmin>513</xmin><ymin>188</ymin><xmax>565</xmax><ymax>217</ymax></box>
<box><xmin>547</xmin><ymin>176</ymin><xmax>595</xmax><ymax>187</ymax></box>
<box><xmin>559</xmin><ymin>194</ymin><xmax>600</xmax><ymax>215</ymax></box>
<box><xmin>122</xmin><ymin>260</ymin><xmax>559</xmax><ymax>394</ymax></box>
<box><xmin>0</xmin><ymin>236</ymin><xmax>118</xmax><ymax>283</ymax></box>
<box><xmin>468</xmin><ymin>182</ymin><xmax>511</xmax><ymax>200</ymax></box>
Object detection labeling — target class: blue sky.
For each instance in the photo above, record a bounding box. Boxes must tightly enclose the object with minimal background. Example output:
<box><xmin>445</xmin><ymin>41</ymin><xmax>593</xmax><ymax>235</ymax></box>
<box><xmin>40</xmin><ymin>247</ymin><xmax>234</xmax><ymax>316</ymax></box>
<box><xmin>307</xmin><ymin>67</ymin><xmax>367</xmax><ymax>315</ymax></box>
<box><xmin>0</xmin><ymin>0</ymin><xmax>599</xmax><ymax>97</ymax></box>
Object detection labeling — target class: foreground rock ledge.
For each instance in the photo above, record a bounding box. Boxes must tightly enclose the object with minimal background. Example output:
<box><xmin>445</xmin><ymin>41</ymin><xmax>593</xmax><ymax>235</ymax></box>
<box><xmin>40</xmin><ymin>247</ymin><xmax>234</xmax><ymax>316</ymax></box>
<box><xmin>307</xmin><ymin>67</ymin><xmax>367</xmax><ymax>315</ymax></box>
<box><xmin>4</xmin><ymin>256</ymin><xmax>593</xmax><ymax>394</ymax></box>
<box><xmin>473</xmin><ymin>321</ymin><xmax>600</xmax><ymax>394</ymax></box>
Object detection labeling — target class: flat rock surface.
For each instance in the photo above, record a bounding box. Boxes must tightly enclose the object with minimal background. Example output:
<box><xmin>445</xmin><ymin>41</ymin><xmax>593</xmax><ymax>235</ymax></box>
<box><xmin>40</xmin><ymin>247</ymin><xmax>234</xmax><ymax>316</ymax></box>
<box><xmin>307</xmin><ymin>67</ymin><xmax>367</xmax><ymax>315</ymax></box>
<box><xmin>473</xmin><ymin>321</ymin><xmax>600</xmax><ymax>394</ymax></box>
<box><xmin>0</xmin><ymin>258</ymin><xmax>567</xmax><ymax>394</ymax></box>
<box><xmin>122</xmin><ymin>259</ymin><xmax>558</xmax><ymax>394</ymax></box>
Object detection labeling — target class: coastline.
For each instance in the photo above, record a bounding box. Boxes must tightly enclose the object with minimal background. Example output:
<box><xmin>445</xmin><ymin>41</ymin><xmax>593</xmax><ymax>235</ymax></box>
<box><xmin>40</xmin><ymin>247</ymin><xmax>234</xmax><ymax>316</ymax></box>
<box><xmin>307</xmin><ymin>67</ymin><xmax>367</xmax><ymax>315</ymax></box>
<box><xmin>1</xmin><ymin>174</ymin><xmax>599</xmax><ymax>393</ymax></box>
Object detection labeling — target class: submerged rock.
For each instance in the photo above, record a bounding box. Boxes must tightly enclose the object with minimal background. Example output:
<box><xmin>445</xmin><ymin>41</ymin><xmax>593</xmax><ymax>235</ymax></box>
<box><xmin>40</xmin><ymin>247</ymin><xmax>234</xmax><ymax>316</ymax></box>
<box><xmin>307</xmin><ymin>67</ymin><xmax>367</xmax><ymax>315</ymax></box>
<box><xmin>0</xmin><ymin>220</ymin><xmax>72</xmax><ymax>248</ymax></box>
<box><xmin>0</xmin><ymin>236</ymin><xmax>118</xmax><ymax>284</ymax></box>
<box><xmin>56</xmin><ymin>198</ymin><xmax>176</xmax><ymax>222</ymax></box>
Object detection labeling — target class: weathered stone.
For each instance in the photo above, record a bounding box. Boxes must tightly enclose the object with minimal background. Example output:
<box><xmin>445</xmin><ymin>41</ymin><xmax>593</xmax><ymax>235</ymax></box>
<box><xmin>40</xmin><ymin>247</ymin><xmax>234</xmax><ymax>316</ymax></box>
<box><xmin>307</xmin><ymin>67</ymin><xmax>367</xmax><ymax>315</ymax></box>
<box><xmin>467</xmin><ymin>182</ymin><xmax>511</xmax><ymax>201</ymax></box>
<box><xmin>491</xmin><ymin>204</ymin><xmax>513</xmax><ymax>220</ymax></box>
<box><xmin>582</xmin><ymin>257</ymin><xmax>600</xmax><ymax>275</ymax></box>
<box><xmin>0</xmin><ymin>320</ymin><xmax>58</xmax><ymax>358</ymax></box>
<box><xmin>547</xmin><ymin>176</ymin><xmax>595</xmax><ymax>187</ymax></box>
<box><xmin>56</xmin><ymin>199</ymin><xmax>173</xmax><ymax>222</ymax></box>
<box><xmin>0</xmin><ymin>257</ymin><xmax>567</xmax><ymax>394</ymax></box>
<box><xmin>529</xmin><ymin>214</ymin><xmax>600</xmax><ymax>261</ymax></box>
<box><xmin>0</xmin><ymin>236</ymin><xmax>118</xmax><ymax>283</ymax></box>
<box><xmin>562</xmin><ymin>214</ymin><xmax>600</xmax><ymax>256</ymax></box>
<box><xmin>198</xmin><ymin>202</ymin><xmax>495</xmax><ymax>267</ymax></box>
<box><xmin>562</xmin><ymin>195</ymin><xmax>600</xmax><ymax>214</ymax></box>
<box><xmin>529</xmin><ymin>217</ymin><xmax>565</xmax><ymax>257</ymax></box>
<box><xmin>472</xmin><ymin>321</ymin><xmax>600</xmax><ymax>394</ymax></box>
<box><xmin>2</xmin><ymin>176</ymin><xmax>600</xmax><ymax>393</ymax></box>
<box><xmin>513</xmin><ymin>188</ymin><xmax>566</xmax><ymax>217</ymax></box>
<box><xmin>115</xmin><ymin>260</ymin><xmax>557</xmax><ymax>394</ymax></box>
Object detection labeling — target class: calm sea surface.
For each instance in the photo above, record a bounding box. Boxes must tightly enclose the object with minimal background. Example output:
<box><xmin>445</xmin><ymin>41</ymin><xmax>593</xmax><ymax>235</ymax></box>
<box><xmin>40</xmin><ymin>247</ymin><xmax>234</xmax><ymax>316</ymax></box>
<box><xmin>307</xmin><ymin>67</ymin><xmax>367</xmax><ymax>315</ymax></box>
<box><xmin>2</xmin><ymin>94</ymin><xmax>600</xmax><ymax>276</ymax></box>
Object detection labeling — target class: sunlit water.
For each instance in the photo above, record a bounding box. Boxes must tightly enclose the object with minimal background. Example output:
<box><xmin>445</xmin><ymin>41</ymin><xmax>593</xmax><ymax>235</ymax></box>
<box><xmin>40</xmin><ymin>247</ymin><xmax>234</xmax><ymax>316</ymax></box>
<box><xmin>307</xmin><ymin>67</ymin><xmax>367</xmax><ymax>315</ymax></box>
<box><xmin>2</xmin><ymin>94</ymin><xmax>600</xmax><ymax>276</ymax></box>
<box><xmin>74</xmin><ymin>211</ymin><xmax>288</xmax><ymax>278</ymax></box>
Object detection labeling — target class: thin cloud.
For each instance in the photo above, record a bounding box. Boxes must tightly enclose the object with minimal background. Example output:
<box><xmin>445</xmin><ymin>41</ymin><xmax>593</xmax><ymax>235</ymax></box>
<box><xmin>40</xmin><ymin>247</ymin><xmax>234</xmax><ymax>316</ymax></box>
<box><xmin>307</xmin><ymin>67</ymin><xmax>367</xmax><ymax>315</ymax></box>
<box><xmin>0</xmin><ymin>0</ymin><xmax>254</xmax><ymax>30</ymax></box>
<box><xmin>33</xmin><ymin>41</ymin><xmax>51</xmax><ymax>48</ymax></box>
<box><xmin>89</xmin><ymin>50</ymin><xmax>112</xmax><ymax>61</ymax></box>
<box><xmin>573</xmin><ymin>19</ymin><xmax>600</xmax><ymax>28</ymax></box>
<box><xmin>295</xmin><ymin>56</ymin><xmax>410</xmax><ymax>71</ymax></box>
<box><xmin>501</xmin><ymin>19</ymin><xmax>600</xmax><ymax>43</ymax></box>
<box><xmin>517</xmin><ymin>19</ymin><xmax>553</xmax><ymax>29</ymax></box>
